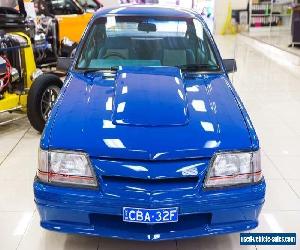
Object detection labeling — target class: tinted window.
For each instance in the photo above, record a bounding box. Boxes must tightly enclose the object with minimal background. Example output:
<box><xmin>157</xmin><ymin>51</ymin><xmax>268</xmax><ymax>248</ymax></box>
<box><xmin>49</xmin><ymin>0</ymin><xmax>81</xmax><ymax>15</ymax></box>
<box><xmin>76</xmin><ymin>16</ymin><xmax>219</xmax><ymax>71</ymax></box>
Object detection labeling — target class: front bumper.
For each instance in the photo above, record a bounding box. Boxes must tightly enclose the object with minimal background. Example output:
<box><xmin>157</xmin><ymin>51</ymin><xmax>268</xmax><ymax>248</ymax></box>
<box><xmin>34</xmin><ymin>180</ymin><xmax>265</xmax><ymax>241</ymax></box>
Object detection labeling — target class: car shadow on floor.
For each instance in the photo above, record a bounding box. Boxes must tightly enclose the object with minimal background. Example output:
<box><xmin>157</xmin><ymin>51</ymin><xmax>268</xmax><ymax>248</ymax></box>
<box><xmin>95</xmin><ymin>234</ymin><xmax>243</xmax><ymax>250</ymax></box>
<box><xmin>63</xmin><ymin>233</ymin><xmax>244</xmax><ymax>250</ymax></box>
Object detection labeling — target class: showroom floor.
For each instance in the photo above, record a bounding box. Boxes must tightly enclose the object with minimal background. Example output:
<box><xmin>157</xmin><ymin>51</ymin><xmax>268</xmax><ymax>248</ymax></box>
<box><xmin>243</xmin><ymin>30</ymin><xmax>300</xmax><ymax>57</ymax></box>
<box><xmin>1</xmin><ymin>35</ymin><xmax>300</xmax><ymax>250</ymax></box>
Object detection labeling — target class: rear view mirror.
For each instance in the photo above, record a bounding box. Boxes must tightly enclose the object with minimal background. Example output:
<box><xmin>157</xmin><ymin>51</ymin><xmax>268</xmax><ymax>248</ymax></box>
<box><xmin>56</xmin><ymin>57</ymin><xmax>72</xmax><ymax>73</ymax></box>
<box><xmin>223</xmin><ymin>59</ymin><xmax>237</xmax><ymax>73</ymax></box>
<box><xmin>138</xmin><ymin>22</ymin><xmax>157</xmax><ymax>32</ymax></box>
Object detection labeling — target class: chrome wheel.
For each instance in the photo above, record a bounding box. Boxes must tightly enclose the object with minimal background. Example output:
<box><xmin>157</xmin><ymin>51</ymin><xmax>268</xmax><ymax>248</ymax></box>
<box><xmin>40</xmin><ymin>85</ymin><xmax>60</xmax><ymax>121</ymax></box>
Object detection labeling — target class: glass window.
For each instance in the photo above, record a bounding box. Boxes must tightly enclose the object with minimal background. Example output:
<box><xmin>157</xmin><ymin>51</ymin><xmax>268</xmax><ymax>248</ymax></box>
<box><xmin>49</xmin><ymin>0</ymin><xmax>81</xmax><ymax>15</ymax></box>
<box><xmin>76</xmin><ymin>16</ymin><xmax>220</xmax><ymax>71</ymax></box>
<box><xmin>77</xmin><ymin>0</ymin><xmax>101</xmax><ymax>11</ymax></box>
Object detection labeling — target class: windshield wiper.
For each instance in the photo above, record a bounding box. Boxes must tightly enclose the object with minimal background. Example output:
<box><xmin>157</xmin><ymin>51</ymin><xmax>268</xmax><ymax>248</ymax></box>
<box><xmin>177</xmin><ymin>64</ymin><xmax>220</xmax><ymax>72</ymax></box>
<box><xmin>79</xmin><ymin>66</ymin><xmax>119</xmax><ymax>74</ymax></box>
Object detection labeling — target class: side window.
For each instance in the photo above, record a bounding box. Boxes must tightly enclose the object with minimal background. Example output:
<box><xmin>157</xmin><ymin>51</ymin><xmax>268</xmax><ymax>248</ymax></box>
<box><xmin>49</xmin><ymin>0</ymin><xmax>81</xmax><ymax>15</ymax></box>
<box><xmin>193</xmin><ymin>19</ymin><xmax>217</xmax><ymax>65</ymax></box>
<box><xmin>205</xmin><ymin>33</ymin><xmax>217</xmax><ymax>65</ymax></box>
<box><xmin>77</xmin><ymin>24</ymin><xmax>106</xmax><ymax>68</ymax></box>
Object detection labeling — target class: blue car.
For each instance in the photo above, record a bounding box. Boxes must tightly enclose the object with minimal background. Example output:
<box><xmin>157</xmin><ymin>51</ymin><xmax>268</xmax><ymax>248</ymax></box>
<box><xmin>34</xmin><ymin>5</ymin><xmax>266</xmax><ymax>241</ymax></box>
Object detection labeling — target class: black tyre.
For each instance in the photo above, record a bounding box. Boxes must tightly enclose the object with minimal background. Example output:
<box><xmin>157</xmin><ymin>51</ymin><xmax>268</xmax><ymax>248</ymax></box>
<box><xmin>27</xmin><ymin>74</ymin><xmax>63</xmax><ymax>133</ymax></box>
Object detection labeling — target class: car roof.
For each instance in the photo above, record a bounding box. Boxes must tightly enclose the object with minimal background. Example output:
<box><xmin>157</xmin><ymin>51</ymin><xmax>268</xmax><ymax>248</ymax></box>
<box><xmin>95</xmin><ymin>5</ymin><xmax>197</xmax><ymax>18</ymax></box>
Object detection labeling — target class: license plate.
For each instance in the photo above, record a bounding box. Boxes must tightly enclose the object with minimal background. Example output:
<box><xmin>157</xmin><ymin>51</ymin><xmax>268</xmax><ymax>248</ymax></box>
<box><xmin>123</xmin><ymin>207</ymin><xmax>178</xmax><ymax>224</ymax></box>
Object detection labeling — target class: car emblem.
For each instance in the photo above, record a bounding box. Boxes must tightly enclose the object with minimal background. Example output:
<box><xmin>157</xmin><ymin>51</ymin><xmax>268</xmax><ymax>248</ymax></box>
<box><xmin>181</xmin><ymin>167</ymin><xmax>199</xmax><ymax>176</ymax></box>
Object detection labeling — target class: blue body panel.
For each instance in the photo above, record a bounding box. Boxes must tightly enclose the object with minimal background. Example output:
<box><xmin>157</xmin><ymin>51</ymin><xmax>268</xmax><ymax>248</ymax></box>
<box><xmin>41</xmin><ymin>71</ymin><xmax>253</xmax><ymax>160</ymax></box>
<box><xmin>34</xmin><ymin>157</ymin><xmax>265</xmax><ymax>240</ymax></box>
<box><xmin>36</xmin><ymin>5</ymin><xmax>265</xmax><ymax>241</ymax></box>
<box><xmin>112</xmin><ymin>67</ymin><xmax>189</xmax><ymax>127</ymax></box>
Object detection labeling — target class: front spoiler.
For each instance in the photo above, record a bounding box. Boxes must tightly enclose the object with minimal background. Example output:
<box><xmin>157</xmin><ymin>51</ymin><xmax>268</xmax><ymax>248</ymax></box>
<box><xmin>34</xmin><ymin>180</ymin><xmax>265</xmax><ymax>241</ymax></box>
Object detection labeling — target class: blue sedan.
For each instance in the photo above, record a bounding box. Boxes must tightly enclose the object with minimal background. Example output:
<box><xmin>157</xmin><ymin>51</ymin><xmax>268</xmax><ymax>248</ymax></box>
<box><xmin>34</xmin><ymin>5</ymin><xmax>266</xmax><ymax>241</ymax></box>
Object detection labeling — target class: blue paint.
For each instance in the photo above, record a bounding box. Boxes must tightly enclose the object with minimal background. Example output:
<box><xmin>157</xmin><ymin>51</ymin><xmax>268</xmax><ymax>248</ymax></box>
<box><xmin>41</xmin><ymin>72</ymin><xmax>253</xmax><ymax>160</ymax></box>
<box><xmin>35</xmin><ymin>5</ymin><xmax>265</xmax><ymax>241</ymax></box>
<box><xmin>112</xmin><ymin>67</ymin><xmax>188</xmax><ymax>126</ymax></box>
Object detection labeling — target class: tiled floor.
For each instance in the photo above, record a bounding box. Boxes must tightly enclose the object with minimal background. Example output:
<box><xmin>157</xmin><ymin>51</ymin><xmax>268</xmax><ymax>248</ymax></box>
<box><xmin>1</xmin><ymin>35</ymin><xmax>300</xmax><ymax>249</ymax></box>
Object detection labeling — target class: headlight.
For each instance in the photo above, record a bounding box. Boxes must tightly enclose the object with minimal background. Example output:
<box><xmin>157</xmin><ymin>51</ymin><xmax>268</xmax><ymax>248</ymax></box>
<box><xmin>37</xmin><ymin>149</ymin><xmax>97</xmax><ymax>188</ymax></box>
<box><xmin>204</xmin><ymin>151</ymin><xmax>262</xmax><ymax>188</ymax></box>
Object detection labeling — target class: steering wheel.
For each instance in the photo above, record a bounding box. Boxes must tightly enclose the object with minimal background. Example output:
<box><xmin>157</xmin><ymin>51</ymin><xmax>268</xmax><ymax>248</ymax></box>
<box><xmin>103</xmin><ymin>52</ymin><xmax>127</xmax><ymax>60</ymax></box>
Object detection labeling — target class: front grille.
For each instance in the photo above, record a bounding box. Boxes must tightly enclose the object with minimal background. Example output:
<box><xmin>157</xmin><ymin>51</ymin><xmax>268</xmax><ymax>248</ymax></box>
<box><xmin>90</xmin><ymin>213</ymin><xmax>212</xmax><ymax>234</ymax></box>
<box><xmin>101</xmin><ymin>176</ymin><xmax>199</xmax><ymax>192</ymax></box>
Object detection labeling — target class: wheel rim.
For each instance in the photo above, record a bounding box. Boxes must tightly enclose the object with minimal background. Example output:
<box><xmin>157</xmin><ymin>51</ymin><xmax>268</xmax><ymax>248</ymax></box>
<box><xmin>40</xmin><ymin>85</ymin><xmax>60</xmax><ymax>121</ymax></box>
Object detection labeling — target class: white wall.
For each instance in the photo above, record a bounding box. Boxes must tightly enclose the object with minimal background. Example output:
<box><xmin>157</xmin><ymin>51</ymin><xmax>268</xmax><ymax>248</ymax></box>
<box><xmin>100</xmin><ymin>0</ymin><xmax>120</xmax><ymax>7</ymax></box>
<box><xmin>98</xmin><ymin>0</ymin><xmax>249</xmax><ymax>35</ymax></box>
<box><xmin>232</xmin><ymin>0</ymin><xmax>248</xmax><ymax>9</ymax></box>
<box><xmin>214</xmin><ymin>0</ymin><xmax>249</xmax><ymax>34</ymax></box>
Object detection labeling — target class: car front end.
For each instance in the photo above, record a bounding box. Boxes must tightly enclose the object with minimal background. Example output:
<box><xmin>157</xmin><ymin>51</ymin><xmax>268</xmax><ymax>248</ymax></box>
<box><xmin>34</xmin><ymin>5</ymin><xmax>266</xmax><ymax>241</ymax></box>
<box><xmin>34</xmin><ymin>152</ymin><xmax>265</xmax><ymax>241</ymax></box>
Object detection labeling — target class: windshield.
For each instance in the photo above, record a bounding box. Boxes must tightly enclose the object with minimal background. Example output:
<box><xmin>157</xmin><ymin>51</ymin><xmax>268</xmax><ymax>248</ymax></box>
<box><xmin>76</xmin><ymin>16</ymin><xmax>220</xmax><ymax>71</ymax></box>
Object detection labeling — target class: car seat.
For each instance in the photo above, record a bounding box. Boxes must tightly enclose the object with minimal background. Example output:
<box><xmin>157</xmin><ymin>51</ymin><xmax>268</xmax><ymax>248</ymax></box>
<box><xmin>98</xmin><ymin>37</ymin><xmax>131</xmax><ymax>59</ymax></box>
<box><xmin>162</xmin><ymin>37</ymin><xmax>195</xmax><ymax>66</ymax></box>
<box><xmin>131</xmin><ymin>38</ymin><xmax>163</xmax><ymax>61</ymax></box>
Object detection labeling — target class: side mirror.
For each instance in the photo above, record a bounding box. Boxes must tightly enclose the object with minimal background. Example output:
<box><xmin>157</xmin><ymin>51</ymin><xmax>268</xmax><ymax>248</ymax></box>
<box><xmin>56</xmin><ymin>57</ymin><xmax>73</xmax><ymax>73</ymax></box>
<box><xmin>223</xmin><ymin>59</ymin><xmax>237</xmax><ymax>73</ymax></box>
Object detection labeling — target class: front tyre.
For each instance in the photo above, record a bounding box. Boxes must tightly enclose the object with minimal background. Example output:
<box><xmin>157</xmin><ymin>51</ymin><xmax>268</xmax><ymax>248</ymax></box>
<box><xmin>27</xmin><ymin>74</ymin><xmax>63</xmax><ymax>133</ymax></box>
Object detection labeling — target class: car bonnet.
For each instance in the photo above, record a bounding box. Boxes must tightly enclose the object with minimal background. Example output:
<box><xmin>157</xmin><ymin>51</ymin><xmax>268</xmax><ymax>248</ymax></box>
<box><xmin>43</xmin><ymin>67</ymin><xmax>253</xmax><ymax>160</ymax></box>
